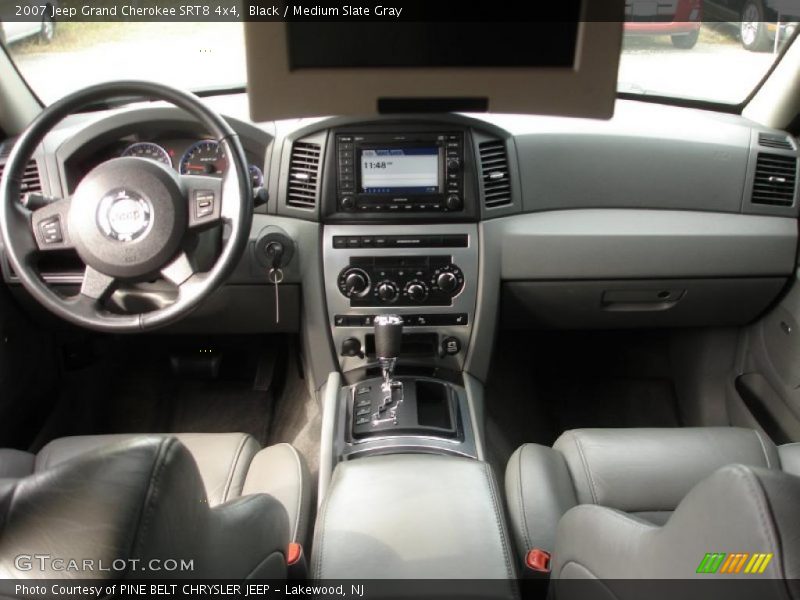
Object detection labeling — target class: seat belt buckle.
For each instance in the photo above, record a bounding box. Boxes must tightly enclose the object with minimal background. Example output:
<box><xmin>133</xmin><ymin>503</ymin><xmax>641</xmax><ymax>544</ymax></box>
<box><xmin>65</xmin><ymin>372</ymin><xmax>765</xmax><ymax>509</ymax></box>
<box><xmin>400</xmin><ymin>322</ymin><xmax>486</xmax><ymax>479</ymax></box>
<box><xmin>524</xmin><ymin>548</ymin><xmax>552</xmax><ymax>578</ymax></box>
<box><xmin>287</xmin><ymin>542</ymin><xmax>308</xmax><ymax>579</ymax></box>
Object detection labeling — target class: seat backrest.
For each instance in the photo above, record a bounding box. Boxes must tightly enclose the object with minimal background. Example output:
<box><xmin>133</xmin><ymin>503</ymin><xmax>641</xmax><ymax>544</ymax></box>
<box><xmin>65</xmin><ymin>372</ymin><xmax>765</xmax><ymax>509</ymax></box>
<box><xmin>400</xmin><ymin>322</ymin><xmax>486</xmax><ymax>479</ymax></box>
<box><xmin>0</xmin><ymin>436</ymin><xmax>289</xmax><ymax>582</ymax></box>
<box><xmin>551</xmin><ymin>464</ymin><xmax>800</xmax><ymax>598</ymax></box>
<box><xmin>553</xmin><ymin>427</ymin><xmax>779</xmax><ymax>519</ymax></box>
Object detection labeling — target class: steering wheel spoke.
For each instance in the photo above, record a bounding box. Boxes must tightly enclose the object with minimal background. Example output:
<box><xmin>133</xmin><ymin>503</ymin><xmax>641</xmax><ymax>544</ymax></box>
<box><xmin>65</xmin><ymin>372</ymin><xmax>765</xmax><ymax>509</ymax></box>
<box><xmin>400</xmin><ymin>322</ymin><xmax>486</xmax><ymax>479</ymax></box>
<box><xmin>161</xmin><ymin>251</ymin><xmax>196</xmax><ymax>287</ymax></box>
<box><xmin>80</xmin><ymin>265</ymin><xmax>116</xmax><ymax>301</ymax></box>
<box><xmin>182</xmin><ymin>175</ymin><xmax>224</xmax><ymax>229</ymax></box>
<box><xmin>30</xmin><ymin>197</ymin><xmax>73</xmax><ymax>252</ymax></box>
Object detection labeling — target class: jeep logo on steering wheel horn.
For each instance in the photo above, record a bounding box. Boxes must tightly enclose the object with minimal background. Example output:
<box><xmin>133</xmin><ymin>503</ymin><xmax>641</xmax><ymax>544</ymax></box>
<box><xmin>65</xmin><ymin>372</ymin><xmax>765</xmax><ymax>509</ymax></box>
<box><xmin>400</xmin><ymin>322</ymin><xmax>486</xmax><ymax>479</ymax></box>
<box><xmin>96</xmin><ymin>189</ymin><xmax>153</xmax><ymax>242</ymax></box>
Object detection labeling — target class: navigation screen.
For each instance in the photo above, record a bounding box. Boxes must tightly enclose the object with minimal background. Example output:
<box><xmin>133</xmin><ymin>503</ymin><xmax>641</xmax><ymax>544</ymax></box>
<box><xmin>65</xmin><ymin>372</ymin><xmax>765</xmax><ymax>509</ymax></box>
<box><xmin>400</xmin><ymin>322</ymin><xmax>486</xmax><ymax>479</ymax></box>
<box><xmin>360</xmin><ymin>148</ymin><xmax>439</xmax><ymax>194</ymax></box>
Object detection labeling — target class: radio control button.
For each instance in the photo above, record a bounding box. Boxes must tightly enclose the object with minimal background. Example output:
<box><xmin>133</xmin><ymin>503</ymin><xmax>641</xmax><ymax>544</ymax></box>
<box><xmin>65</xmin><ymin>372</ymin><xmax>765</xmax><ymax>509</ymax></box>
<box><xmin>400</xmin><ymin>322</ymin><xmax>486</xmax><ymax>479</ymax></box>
<box><xmin>445</xmin><ymin>195</ymin><xmax>463</xmax><ymax>211</ymax></box>
<box><xmin>341</xmin><ymin>196</ymin><xmax>355</xmax><ymax>210</ymax></box>
<box><xmin>447</xmin><ymin>158</ymin><xmax>461</xmax><ymax>171</ymax></box>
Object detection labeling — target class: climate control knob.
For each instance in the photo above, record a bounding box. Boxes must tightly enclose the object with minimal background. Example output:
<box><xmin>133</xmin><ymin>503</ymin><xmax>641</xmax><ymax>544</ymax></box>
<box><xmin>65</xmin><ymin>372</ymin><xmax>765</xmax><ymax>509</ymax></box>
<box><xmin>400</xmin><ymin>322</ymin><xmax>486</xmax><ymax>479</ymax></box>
<box><xmin>376</xmin><ymin>281</ymin><xmax>399</xmax><ymax>303</ymax></box>
<box><xmin>338</xmin><ymin>268</ymin><xmax>371</xmax><ymax>298</ymax></box>
<box><xmin>405</xmin><ymin>280</ymin><xmax>429</xmax><ymax>303</ymax></box>
<box><xmin>436</xmin><ymin>272</ymin><xmax>459</xmax><ymax>294</ymax></box>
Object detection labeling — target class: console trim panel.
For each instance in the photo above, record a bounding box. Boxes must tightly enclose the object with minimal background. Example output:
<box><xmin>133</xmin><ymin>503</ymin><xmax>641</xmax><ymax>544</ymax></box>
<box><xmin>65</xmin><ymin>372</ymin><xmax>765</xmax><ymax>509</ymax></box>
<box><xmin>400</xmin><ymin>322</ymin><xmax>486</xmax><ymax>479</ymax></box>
<box><xmin>323</xmin><ymin>224</ymin><xmax>479</xmax><ymax>372</ymax></box>
<box><xmin>334</xmin><ymin>376</ymin><xmax>479</xmax><ymax>461</ymax></box>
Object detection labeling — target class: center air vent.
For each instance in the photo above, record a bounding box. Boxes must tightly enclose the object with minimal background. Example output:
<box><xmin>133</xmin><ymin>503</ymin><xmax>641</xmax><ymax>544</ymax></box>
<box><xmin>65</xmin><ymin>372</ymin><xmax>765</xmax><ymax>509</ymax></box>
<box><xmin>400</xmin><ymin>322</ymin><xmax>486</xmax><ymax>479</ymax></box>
<box><xmin>752</xmin><ymin>153</ymin><xmax>797</xmax><ymax>207</ymax></box>
<box><xmin>287</xmin><ymin>141</ymin><xmax>321</xmax><ymax>209</ymax></box>
<box><xmin>758</xmin><ymin>133</ymin><xmax>793</xmax><ymax>151</ymax></box>
<box><xmin>0</xmin><ymin>159</ymin><xmax>42</xmax><ymax>201</ymax></box>
<box><xmin>478</xmin><ymin>140</ymin><xmax>511</xmax><ymax>209</ymax></box>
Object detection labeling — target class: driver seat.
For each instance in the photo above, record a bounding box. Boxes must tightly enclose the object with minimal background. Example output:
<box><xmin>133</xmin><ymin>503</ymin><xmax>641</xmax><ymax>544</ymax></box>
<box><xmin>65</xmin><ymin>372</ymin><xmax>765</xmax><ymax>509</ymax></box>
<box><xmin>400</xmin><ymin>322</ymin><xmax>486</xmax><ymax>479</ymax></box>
<box><xmin>0</xmin><ymin>433</ymin><xmax>310</xmax><ymax>579</ymax></box>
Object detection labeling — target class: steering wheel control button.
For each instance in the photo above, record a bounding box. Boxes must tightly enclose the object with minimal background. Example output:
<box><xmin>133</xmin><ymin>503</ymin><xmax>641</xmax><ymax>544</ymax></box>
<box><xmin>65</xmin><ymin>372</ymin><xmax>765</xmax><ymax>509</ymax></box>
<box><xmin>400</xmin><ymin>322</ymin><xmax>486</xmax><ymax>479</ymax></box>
<box><xmin>193</xmin><ymin>190</ymin><xmax>216</xmax><ymax>219</ymax></box>
<box><xmin>97</xmin><ymin>189</ymin><xmax>153</xmax><ymax>243</ymax></box>
<box><xmin>39</xmin><ymin>217</ymin><xmax>64</xmax><ymax>244</ymax></box>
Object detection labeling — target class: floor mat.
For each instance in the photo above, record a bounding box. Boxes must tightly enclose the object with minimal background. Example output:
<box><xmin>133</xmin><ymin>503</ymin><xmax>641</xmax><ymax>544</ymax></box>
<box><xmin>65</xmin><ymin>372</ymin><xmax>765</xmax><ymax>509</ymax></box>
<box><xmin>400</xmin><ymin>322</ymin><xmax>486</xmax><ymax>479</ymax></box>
<box><xmin>34</xmin><ymin>335</ymin><xmax>285</xmax><ymax>449</ymax></box>
<box><xmin>542</xmin><ymin>377</ymin><xmax>679</xmax><ymax>433</ymax></box>
<box><xmin>166</xmin><ymin>380</ymin><xmax>273</xmax><ymax>443</ymax></box>
<box><xmin>484</xmin><ymin>330</ymin><xmax>682</xmax><ymax>481</ymax></box>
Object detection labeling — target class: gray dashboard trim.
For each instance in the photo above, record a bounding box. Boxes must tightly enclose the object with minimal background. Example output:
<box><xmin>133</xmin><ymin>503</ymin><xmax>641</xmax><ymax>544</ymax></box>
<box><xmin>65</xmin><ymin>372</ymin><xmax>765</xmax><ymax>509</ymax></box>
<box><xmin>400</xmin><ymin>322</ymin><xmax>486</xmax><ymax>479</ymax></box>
<box><xmin>492</xmin><ymin>210</ymin><xmax>798</xmax><ymax>280</ymax></box>
<box><xmin>464</xmin><ymin>221</ymin><xmax>501</xmax><ymax>383</ymax></box>
<box><xmin>318</xmin><ymin>371</ymin><xmax>342</xmax><ymax>506</ymax></box>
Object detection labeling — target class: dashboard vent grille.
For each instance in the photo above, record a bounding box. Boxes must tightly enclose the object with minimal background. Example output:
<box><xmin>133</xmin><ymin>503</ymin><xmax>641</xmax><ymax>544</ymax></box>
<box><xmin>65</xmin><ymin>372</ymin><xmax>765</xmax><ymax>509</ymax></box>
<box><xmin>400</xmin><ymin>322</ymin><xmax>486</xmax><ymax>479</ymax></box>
<box><xmin>287</xmin><ymin>141</ymin><xmax>321</xmax><ymax>209</ymax></box>
<box><xmin>479</xmin><ymin>140</ymin><xmax>511</xmax><ymax>209</ymax></box>
<box><xmin>0</xmin><ymin>138</ymin><xmax>15</xmax><ymax>159</ymax></box>
<box><xmin>0</xmin><ymin>159</ymin><xmax>42</xmax><ymax>200</ymax></box>
<box><xmin>758</xmin><ymin>133</ymin><xmax>793</xmax><ymax>150</ymax></box>
<box><xmin>752</xmin><ymin>153</ymin><xmax>797</xmax><ymax>206</ymax></box>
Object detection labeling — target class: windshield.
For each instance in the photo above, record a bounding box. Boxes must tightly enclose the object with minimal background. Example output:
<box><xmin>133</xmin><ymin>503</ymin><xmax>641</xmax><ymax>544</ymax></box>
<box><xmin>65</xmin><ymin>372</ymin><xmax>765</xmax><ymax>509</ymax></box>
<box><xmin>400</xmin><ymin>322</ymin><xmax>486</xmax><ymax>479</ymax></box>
<box><xmin>620</xmin><ymin>4</ymin><xmax>795</xmax><ymax>104</ymax></box>
<box><xmin>0</xmin><ymin>17</ymin><xmax>794</xmax><ymax>106</ymax></box>
<box><xmin>3</xmin><ymin>22</ymin><xmax>246</xmax><ymax>103</ymax></box>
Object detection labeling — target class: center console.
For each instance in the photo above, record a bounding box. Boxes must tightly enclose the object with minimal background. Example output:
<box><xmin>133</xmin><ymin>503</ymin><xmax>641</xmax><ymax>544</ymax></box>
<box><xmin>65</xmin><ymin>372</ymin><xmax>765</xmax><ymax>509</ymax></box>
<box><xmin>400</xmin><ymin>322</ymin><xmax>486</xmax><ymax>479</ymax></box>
<box><xmin>320</xmin><ymin>122</ymin><xmax>483</xmax><ymax>456</ymax></box>
<box><xmin>314</xmin><ymin>121</ymin><xmax>514</xmax><ymax>590</ymax></box>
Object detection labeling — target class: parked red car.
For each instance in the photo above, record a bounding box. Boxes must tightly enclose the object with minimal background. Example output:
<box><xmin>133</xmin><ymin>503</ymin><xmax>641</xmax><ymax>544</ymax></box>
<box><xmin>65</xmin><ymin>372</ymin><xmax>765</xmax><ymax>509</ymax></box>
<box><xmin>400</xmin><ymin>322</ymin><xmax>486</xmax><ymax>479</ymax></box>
<box><xmin>625</xmin><ymin>0</ymin><xmax>703</xmax><ymax>48</ymax></box>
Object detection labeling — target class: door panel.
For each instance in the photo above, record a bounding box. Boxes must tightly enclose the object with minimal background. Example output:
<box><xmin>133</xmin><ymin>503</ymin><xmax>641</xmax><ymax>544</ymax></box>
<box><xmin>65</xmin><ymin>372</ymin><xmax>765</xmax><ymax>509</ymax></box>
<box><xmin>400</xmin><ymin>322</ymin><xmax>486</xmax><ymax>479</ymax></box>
<box><xmin>737</xmin><ymin>267</ymin><xmax>800</xmax><ymax>441</ymax></box>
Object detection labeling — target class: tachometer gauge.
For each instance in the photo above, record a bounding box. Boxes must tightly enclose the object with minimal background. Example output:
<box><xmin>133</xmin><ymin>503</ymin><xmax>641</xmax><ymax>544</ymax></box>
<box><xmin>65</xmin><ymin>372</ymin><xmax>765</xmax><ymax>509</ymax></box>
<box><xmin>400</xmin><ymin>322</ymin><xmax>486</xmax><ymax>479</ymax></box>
<box><xmin>121</xmin><ymin>142</ymin><xmax>171</xmax><ymax>166</ymax></box>
<box><xmin>179</xmin><ymin>140</ymin><xmax>227</xmax><ymax>177</ymax></box>
<box><xmin>249</xmin><ymin>165</ymin><xmax>264</xmax><ymax>187</ymax></box>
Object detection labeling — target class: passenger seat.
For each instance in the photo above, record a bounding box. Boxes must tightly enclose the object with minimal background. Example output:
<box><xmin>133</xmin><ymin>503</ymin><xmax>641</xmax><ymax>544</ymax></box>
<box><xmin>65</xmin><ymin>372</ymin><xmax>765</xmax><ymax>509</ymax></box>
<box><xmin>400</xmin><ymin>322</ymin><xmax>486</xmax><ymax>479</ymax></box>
<box><xmin>506</xmin><ymin>427</ymin><xmax>800</xmax><ymax>580</ymax></box>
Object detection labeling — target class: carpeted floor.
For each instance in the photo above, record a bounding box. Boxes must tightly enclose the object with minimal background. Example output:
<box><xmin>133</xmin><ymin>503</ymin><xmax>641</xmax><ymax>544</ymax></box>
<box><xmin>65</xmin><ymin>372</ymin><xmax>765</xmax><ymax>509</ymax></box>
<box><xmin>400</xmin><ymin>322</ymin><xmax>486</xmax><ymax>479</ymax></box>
<box><xmin>32</xmin><ymin>335</ymin><xmax>319</xmax><ymax>471</ymax></box>
<box><xmin>485</xmin><ymin>330</ymin><xmax>682</xmax><ymax>483</ymax></box>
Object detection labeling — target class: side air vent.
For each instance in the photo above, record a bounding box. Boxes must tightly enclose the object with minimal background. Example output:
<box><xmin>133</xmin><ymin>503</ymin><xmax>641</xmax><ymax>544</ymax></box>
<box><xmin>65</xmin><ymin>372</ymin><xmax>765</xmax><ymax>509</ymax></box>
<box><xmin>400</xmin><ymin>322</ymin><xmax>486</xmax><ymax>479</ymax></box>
<box><xmin>287</xmin><ymin>141</ymin><xmax>321</xmax><ymax>209</ymax></box>
<box><xmin>0</xmin><ymin>159</ymin><xmax>42</xmax><ymax>200</ymax></box>
<box><xmin>479</xmin><ymin>140</ymin><xmax>512</xmax><ymax>209</ymax></box>
<box><xmin>0</xmin><ymin>139</ymin><xmax>14</xmax><ymax>160</ymax></box>
<box><xmin>752</xmin><ymin>153</ymin><xmax>797</xmax><ymax>207</ymax></box>
<box><xmin>758</xmin><ymin>133</ymin><xmax>793</xmax><ymax>150</ymax></box>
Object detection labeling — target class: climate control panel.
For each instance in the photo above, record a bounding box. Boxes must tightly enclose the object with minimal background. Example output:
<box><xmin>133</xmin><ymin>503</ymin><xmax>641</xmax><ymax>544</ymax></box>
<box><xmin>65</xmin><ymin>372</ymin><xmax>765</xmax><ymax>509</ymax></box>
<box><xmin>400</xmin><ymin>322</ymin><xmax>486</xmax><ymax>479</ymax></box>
<box><xmin>337</xmin><ymin>256</ymin><xmax>465</xmax><ymax>307</ymax></box>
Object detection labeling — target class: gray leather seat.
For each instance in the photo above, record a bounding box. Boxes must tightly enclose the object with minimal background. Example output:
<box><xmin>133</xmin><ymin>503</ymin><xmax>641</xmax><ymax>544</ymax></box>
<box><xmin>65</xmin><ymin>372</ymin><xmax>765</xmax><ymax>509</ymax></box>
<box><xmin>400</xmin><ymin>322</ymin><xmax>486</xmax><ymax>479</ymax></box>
<box><xmin>506</xmin><ymin>427</ymin><xmax>800</xmax><ymax>582</ymax></box>
<box><xmin>0</xmin><ymin>433</ymin><xmax>310</xmax><ymax>579</ymax></box>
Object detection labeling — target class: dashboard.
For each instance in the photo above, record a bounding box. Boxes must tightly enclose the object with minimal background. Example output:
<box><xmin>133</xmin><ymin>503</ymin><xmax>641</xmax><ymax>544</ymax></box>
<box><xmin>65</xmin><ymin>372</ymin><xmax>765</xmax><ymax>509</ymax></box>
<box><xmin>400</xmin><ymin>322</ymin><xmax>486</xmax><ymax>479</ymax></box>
<box><xmin>0</xmin><ymin>94</ymin><xmax>798</xmax><ymax>387</ymax></box>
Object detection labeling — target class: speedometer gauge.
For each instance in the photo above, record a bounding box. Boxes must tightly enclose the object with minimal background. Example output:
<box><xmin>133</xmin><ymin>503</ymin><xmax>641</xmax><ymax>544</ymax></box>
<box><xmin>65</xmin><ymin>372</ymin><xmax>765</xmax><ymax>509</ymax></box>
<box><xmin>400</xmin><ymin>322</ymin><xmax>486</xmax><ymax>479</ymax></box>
<box><xmin>179</xmin><ymin>140</ymin><xmax>227</xmax><ymax>177</ymax></box>
<box><xmin>122</xmin><ymin>142</ymin><xmax>171</xmax><ymax>166</ymax></box>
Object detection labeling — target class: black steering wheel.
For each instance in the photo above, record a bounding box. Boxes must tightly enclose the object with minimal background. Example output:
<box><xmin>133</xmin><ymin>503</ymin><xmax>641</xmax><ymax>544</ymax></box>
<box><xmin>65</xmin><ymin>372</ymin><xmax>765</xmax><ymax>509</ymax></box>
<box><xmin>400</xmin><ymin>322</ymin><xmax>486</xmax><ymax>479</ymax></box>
<box><xmin>0</xmin><ymin>81</ymin><xmax>253</xmax><ymax>332</ymax></box>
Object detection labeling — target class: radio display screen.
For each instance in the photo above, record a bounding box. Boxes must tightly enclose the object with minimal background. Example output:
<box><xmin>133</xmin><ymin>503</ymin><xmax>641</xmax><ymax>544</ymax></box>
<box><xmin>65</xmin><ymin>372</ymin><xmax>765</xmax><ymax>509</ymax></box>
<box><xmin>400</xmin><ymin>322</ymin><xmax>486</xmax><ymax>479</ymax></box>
<box><xmin>360</xmin><ymin>147</ymin><xmax>439</xmax><ymax>194</ymax></box>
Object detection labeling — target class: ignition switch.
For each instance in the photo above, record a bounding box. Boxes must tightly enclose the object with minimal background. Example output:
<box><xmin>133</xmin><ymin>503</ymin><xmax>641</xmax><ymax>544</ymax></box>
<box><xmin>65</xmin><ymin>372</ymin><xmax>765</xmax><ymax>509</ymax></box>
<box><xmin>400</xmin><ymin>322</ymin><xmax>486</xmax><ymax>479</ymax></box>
<box><xmin>254</xmin><ymin>229</ymin><xmax>295</xmax><ymax>270</ymax></box>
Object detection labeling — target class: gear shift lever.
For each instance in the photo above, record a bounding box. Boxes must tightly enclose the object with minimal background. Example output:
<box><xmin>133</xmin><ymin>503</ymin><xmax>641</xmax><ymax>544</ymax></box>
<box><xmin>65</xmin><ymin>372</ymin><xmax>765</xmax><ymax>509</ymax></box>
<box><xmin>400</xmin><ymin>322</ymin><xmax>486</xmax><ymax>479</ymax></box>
<box><xmin>373</xmin><ymin>314</ymin><xmax>403</xmax><ymax>423</ymax></box>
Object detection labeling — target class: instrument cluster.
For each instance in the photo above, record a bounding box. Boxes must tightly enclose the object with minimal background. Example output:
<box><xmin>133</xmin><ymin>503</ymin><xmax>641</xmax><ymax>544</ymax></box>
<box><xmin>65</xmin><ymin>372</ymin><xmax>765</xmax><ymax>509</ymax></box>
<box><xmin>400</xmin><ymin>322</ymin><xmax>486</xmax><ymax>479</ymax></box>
<box><xmin>120</xmin><ymin>138</ymin><xmax>264</xmax><ymax>187</ymax></box>
<box><xmin>67</xmin><ymin>133</ymin><xmax>266</xmax><ymax>195</ymax></box>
